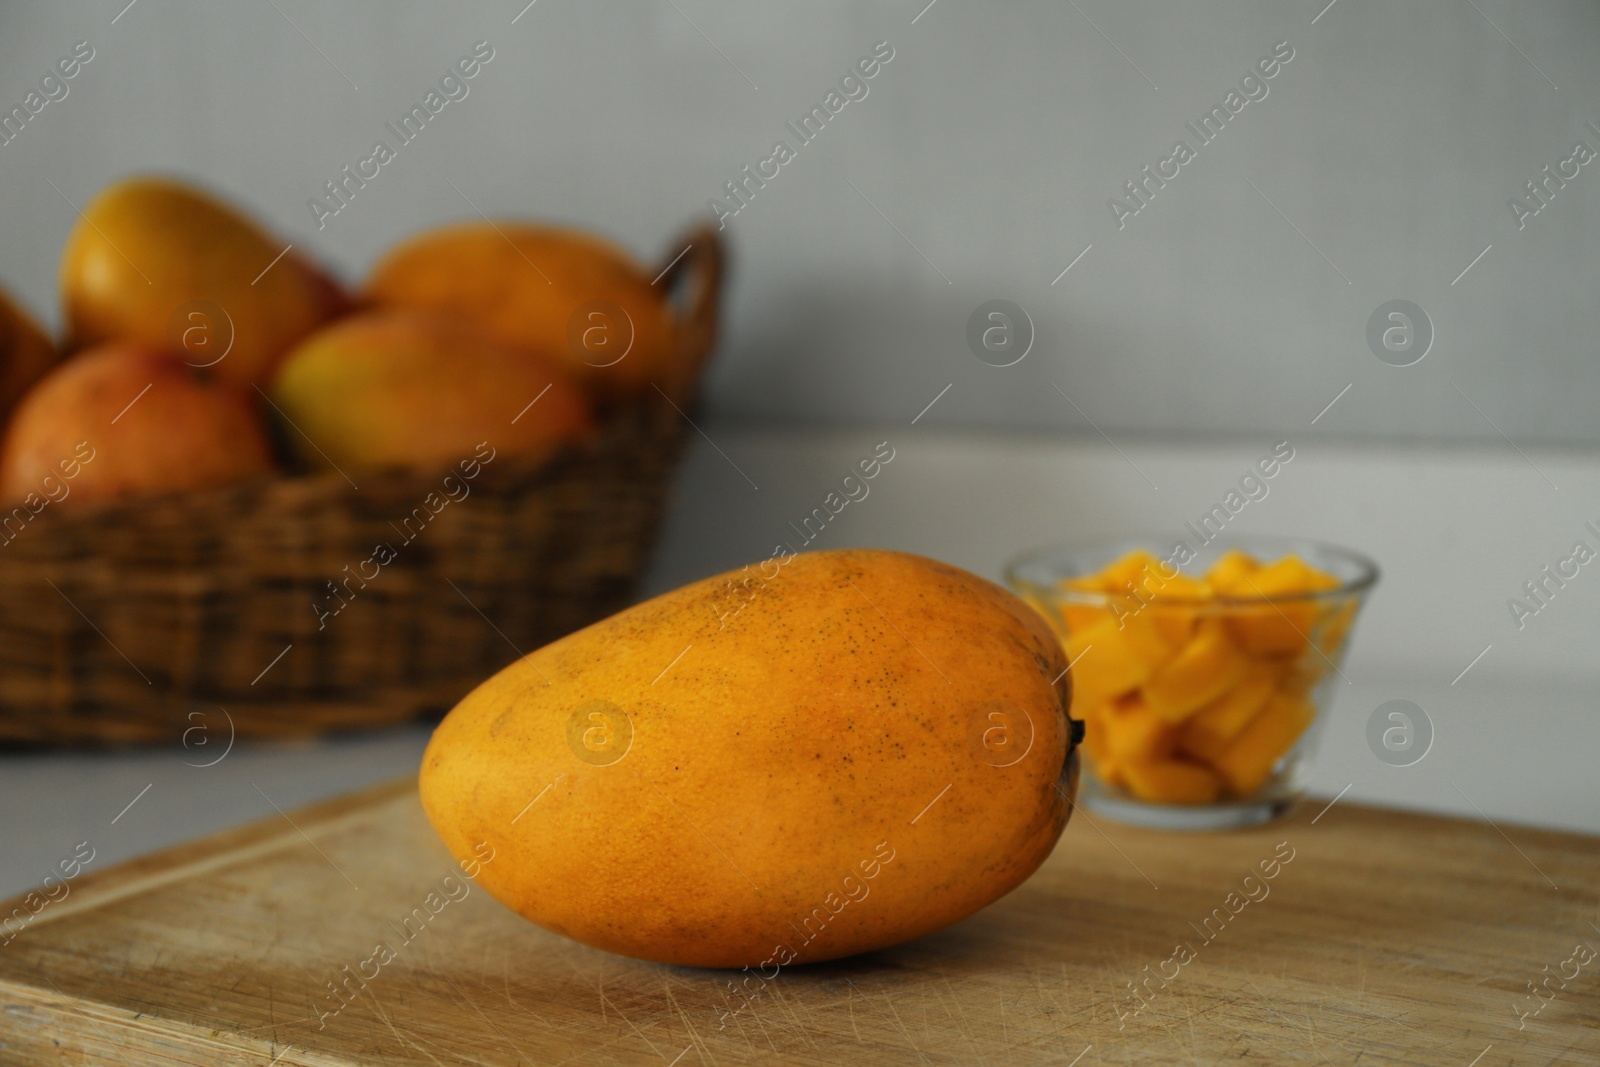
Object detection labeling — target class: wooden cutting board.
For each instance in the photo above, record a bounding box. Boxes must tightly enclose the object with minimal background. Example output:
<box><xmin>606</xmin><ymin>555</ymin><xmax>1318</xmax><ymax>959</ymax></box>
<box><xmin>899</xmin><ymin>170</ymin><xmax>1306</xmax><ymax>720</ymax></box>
<box><xmin>1</xmin><ymin>778</ymin><xmax>1595</xmax><ymax>1066</ymax></box>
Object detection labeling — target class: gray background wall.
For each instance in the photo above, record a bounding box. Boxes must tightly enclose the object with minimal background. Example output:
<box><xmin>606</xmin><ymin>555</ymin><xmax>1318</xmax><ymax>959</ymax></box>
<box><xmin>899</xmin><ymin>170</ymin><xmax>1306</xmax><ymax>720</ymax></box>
<box><xmin>0</xmin><ymin>0</ymin><xmax>1596</xmax><ymax>445</ymax></box>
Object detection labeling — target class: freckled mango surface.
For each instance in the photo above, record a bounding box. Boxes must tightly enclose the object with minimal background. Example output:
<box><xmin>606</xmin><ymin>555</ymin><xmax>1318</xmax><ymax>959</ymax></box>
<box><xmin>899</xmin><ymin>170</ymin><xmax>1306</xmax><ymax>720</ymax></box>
<box><xmin>420</xmin><ymin>548</ymin><xmax>1077</xmax><ymax>969</ymax></box>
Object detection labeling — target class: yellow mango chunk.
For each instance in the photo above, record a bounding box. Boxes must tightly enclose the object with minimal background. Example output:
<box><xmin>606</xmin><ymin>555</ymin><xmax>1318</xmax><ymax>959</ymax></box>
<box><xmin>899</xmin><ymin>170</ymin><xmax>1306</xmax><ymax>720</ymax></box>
<box><xmin>1101</xmin><ymin>695</ymin><xmax>1177</xmax><ymax>763</ymax></box>
<box><xmin>1122</xmin><ymin>757</ymin><xmax>1223</xmax><ymax>804</ymax></box>
<box><xmin>1141</xmin><ymin>571</ymin><xmax>1208</xmax><ymax>646</ymax></box>
<box><xmin>1114</xmin><ymin>613</ymin><xmax>1177</xmax><ymax>665</ymax></box>
<box><xmin>1178</xmin><ymin>665</ymin><xmax>1278</xmax><ymax>763</ymax></box>
<box><xmin>1178</xmin><ymin>723</ymin><xmax>1229</xmax><ymax>767</ymax></box>
<box><xmin>1142</xmin><ymin>624</ymin><xmax>1247</xmax><ymax>724</ymax></box>
<box><xmin>1097</xmin><ymin>549</ymin><xmax>1168</xmax><ymax>598</ymax></box>
<box><xmin>1205</xmin><ymin>549</ymin><xmax>1259</xmax><ymax>594</ymax></box>
<box><xmin>1075</xmin><ymin>699</ymin><xmax>1120</xmax><ymax>784</ymax></box>
<box><xmin>1063</xmin><ymin>615</ymin><xmax>1173</xmax><ymax>708</ymax></box>
<box><xmin>1061</xmin><ymin>600</ymin><xmax>1117</xmax><ymax>636</ymax></box>
<box><xmin>1153</xmin><ymin>572</ymin><xmax>1208</xmax><ymax>599</ymax></box>
<box><xmin>1224</xmin><ymin>556</ymin><xmax>1340</xmax><ymax>656</ymax></box>
<box><xmin>1148</xmin><ymin>607</ymin><xmax>1197</xmax><ymax>649</ymax></box>
<box><xmin>1212</xmin><ymin>693</ymin><xmax>1313</xmax><ymax>795</ymax></box>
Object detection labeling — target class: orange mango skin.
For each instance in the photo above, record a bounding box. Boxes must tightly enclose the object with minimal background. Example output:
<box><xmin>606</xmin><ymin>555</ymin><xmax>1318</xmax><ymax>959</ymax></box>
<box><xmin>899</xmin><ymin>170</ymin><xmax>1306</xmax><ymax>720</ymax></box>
<box><xmin>420</xmin><ymin>549</ymin><xmax>1076</xmax><ymax>969</ymax></box>
<box><xmin>269</xmin><ymin>311</ymin><xmax>592</xmax><ymax>474</ymax></box>
<box><xmin>365</xmin><ymin>223</ymin><xmax>681</xmax><ymax>401</ymax></box>
<box><xmin>0</xmin><ymin>343</ymin><xmax>275</xmax><ymax>507</ymax></box>
<box><xmin>60</xmin><ymin>178</ymin><xmax>344</xmax><ymax>387</ymax></box>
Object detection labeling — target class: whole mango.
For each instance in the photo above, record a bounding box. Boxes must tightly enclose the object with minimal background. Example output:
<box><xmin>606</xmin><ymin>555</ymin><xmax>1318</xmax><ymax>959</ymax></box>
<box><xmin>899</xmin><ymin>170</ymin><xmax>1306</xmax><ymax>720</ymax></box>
<box><xmin>60</xmin><ymin>177</ymin><xmax>346</xmax><ymax>387</ymax></box>
<box><xmin>268</xmin><ymin>311</ymin><xmax>592</xmax><ymax>474</ymax></box>
<box><xmin>420</xmin><ymin>548</ymin><xmax>1080</xmax><ymax>969</ymax></box>
<box><xmin>0</xmin><ymin>343</ymin><xmax>276</xmax><ymax>508</ymax></box>
<box><xmin>364</xmin><ymin>223</ymin><xmax>681</xmax><ymax>402</ymax></box>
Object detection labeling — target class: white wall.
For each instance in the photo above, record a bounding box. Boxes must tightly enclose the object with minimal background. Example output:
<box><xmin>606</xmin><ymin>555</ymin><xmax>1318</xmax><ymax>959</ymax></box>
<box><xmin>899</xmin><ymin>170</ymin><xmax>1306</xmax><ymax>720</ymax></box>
<box><xmin>0</xmin><ymin>1</ymin><xmax>1597</xmax><ymax>445</ymax></box>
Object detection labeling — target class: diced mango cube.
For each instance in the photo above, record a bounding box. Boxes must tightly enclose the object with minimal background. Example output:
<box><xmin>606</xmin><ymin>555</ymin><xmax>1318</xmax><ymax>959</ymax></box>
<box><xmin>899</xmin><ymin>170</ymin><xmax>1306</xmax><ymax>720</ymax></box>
<box><xmin>1100</xmin><ymin>695</ymin><xmax>1177</xmax><ymax>763</ymax></box>
<box><xmin>1121</xmin><ymin>757</ymin><xmax>1223</xmax><ymax>804</ymax></box>
<box><xmin>1116</xmin><ymin>613</ymin><xmax>1177</xmax><ymax>665</ymax></box>
<box><xmin>1224</xmin><ymin>556</ymin><xmax>1340</xmax><ymax>656</ymax></box>
<box><xmin>1140</xmin><ymin>571</ymin><xmax>1208</xmax><ymax>645</ymax></box>
<box><xmin>1142</xmin><ymin>624</ymin><xmax>1247</xmax><ymax>723</ymax></box>
<box><xmin>1063</xmin><ymin>616</ymin><xmax>1173</xmax><ymax>709</ymax></box>
<box><xmin>1098</xmin><ymin>549</ymin><xmax>1168</xmax><ymax>598</ymax></box>
<box><xmin>1178</xmin><ymin>665</ymin><xmax>1278</xmax><ymax>763</ymax></box>
<box><xmin>1061</xmin><ymin>600</ymin><xmax>1117</xmax><ymax>636</ymax></box>
<box><xmin>1204</xmin><ymin>549</ymin><xmax>1259</xmax><ymax>594</ymax></box>
<box><xmin>1154</xmin><ymin>572</ymin><xmax>1209</xmax><ymax>599</ymax></box>
<box><xmin>1211</xmin><ymin>693</ymin><xmax>1314</xmax><ymax>795</ymax></box>
<box><xmin>1147</xmin><ymin>608</ymin><xmax>1196</xmax><ymax>648</ymax></box>
<box><xmin>1178</xmin><ymin>723</ymin><xmax>1228</xmax><ymax>767</ymax></box>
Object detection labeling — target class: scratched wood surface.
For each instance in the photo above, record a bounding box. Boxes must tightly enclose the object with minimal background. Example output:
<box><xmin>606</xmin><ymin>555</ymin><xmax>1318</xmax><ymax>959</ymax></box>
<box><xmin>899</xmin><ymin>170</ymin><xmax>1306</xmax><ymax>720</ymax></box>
<box><xmin>1</xmin><ymin>777</ymin><xmax>1595</xmax><ymax>1066</ymax></box>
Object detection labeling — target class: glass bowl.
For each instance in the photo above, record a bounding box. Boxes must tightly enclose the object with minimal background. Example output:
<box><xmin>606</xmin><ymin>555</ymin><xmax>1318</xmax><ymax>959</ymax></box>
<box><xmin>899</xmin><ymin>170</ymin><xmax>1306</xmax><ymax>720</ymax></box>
<box><xmin>1006</xmin><ymin>535</ymin><xmax>1378</xmax><ymax>830</ymax></box>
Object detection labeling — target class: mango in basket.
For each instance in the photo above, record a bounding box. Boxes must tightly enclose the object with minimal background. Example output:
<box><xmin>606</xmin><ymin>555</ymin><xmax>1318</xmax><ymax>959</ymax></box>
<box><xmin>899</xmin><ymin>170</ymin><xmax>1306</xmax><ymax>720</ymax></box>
<box><xmin>1059</xmin><ymin>548</ymin><xmax>1348</xmax><ymax>803</ymax></box>
<box><xmin>0</xmin><ymin>285</ymin><xmax>60</xmax><ymax>424</ymax></box>
<box><xmin>268</xmin><ymin>311</ymin><xmax>593</xmax><ymax>474</ymax></box>
<box><xmin>60</xmin><ymin>177</ymin><xmax>346</xmax><ymax>387</ymax></box>
<box><xmin>365</xmin><ymin>223</ymin><xmax>683</xmax><ymax>402</ymax></box>
<box><xmin>0</xmin><ymin>343</ymin><xmax>276</xmax><ymax>508</ymax></box>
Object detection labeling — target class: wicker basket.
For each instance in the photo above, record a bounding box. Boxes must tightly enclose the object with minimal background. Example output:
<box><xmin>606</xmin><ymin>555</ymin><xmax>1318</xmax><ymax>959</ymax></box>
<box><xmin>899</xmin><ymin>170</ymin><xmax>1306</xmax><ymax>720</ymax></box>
<box><xmin>0</xmin><ymin>225</ymin><xmax>725</xmax><ymax>746</ymax></box>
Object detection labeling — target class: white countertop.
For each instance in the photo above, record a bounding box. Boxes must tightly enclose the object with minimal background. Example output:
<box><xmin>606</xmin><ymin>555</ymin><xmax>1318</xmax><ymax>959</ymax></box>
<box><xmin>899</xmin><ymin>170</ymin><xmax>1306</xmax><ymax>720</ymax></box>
<box><xmin>2</xmin><ymin>426</ymin><xmax>1595</xmax><ymax>900</ymax></box>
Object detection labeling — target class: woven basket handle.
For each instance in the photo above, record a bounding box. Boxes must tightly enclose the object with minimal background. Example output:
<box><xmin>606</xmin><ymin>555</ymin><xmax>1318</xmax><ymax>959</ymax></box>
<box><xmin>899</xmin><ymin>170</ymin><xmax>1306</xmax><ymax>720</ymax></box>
<box><xmin>653</xmin><ymin>223</ymin><xmax>725</xmax><ymax>402</ymax></box>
